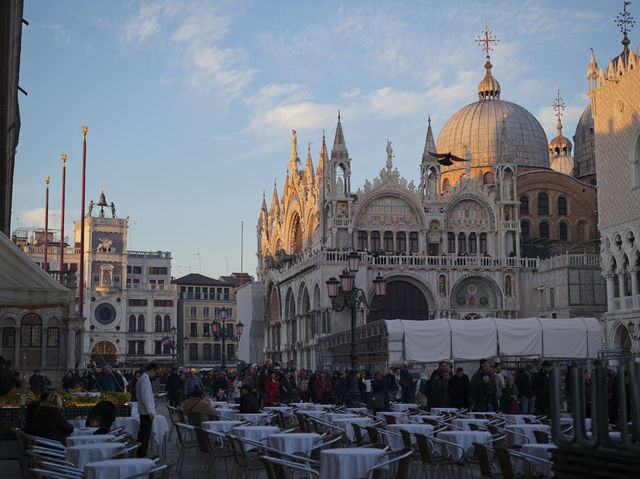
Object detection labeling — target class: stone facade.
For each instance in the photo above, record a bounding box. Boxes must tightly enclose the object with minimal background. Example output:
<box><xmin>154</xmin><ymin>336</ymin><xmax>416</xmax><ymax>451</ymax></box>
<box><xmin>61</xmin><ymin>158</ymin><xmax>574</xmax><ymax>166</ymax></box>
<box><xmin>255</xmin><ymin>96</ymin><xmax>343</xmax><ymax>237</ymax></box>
<box><xmin>588</xmin><ymin>34</ymin><xmax>640</xmax><ymax>352</ymax></box>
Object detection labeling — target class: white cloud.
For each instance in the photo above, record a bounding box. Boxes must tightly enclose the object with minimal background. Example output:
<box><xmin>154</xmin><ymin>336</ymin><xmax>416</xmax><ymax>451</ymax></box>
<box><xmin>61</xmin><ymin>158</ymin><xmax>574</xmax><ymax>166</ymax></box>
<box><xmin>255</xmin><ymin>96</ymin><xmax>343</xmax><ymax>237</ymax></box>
<box><xmin>42</xmin><ymin>24</ymin><xmax>75</xmax><ymax>45</ymax></box>
<box><xmin>15</xmin><ymin>208</ymin><xmax>80</xmax><ymax>239</ymax></box>
<box><xmin>122</xmin><ymin>2</ymin><xmax>163</xmax><ymax>44</ymax></box>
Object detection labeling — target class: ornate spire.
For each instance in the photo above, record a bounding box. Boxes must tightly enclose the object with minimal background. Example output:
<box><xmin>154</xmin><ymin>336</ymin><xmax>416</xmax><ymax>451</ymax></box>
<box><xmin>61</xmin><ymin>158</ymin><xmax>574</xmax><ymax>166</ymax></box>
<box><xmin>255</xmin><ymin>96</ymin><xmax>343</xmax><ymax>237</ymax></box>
<box><xmin>422</xmin><ymin>116</ymin><xmax>437</xmax><ymax>164</ymax></box>
<box><xmin>552</xmin><ymin>89</ymin><xmax>566</xmax><ymax>137</ymax></box>
<box><xmin>270</xmin><ymin>180</ymin><xmax>279</xmax><ymax>215</ymax></box>
<box><xmin>290</xmin><ymin>129</ymin><xmax>299</xmax><ymax>173</ymax></box>
<box><xmin>475</xmin><ymin>19</ymin><xmax>501</xmax><ymax>100</ymax></box>
<box><xmin>331</xmin><ymin>111</ymin><xmax>349</xmax><ymax>162</ymax></box>
<box><xmin>261</xmin><ymin>190</ymin><xmax>267</xmax><ymax>212</ymax></box>
<box><xmin>305</xmin><ymin>142</ymin><xmax>314</xmax><ymax>174</ymax></box>
<box><xmin>616</xmin><ymin>1</ymin><xmax>635</xmax><ymax>57</ymax></box>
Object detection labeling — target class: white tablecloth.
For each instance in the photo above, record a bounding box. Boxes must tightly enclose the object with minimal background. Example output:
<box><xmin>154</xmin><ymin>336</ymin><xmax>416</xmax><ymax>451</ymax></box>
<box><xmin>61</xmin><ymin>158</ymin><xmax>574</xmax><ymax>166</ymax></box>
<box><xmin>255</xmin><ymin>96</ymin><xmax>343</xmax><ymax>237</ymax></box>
<box><xmin>85</xmin><ymin>458</ymin><xmax>154</xmax><ymax>479</ymax></box>
<box><xmin>326</xmin><ymin>413</ymin><xmax>359</xmax><ymax>423</ymax></box>
<box><xmin>267</xmin><ymin>432</ymin><xmax>321</xmax><ymax>455</ymax></box>
<box><xmin>302</xmin><ymin>410</ymin><xmax>328</xmax><ymax>420</ymax></box>
<box><xmin>114</xmin><ymin>415</ymin><xmax>169</xmax><ymax>447</ymax></box>
<box><xmin>68</xmin><ymin>419</ymin><xmax>86</xmax><ymax>429</ymax></box>
<box><xmin>202</xmin><ymin>420</ymin><xmax>243</xmax><ymax>433</ymax></box>
<box><xmin>502</xmin><ymin>414</ymin><xmax>538</xmax><ymax>425</ymax></box>
<box><xmin>231</xmin><ymin>426</ymin><xmax>280</xmax><ymax>450</ymax></box>
<box><xmin>380</xmin><ymin>412</ymin><xmax>410</xmax><ymax>424</ymax></box>
<box><xmin>435</xmin><ymin>431</ymin><xmax>492</xmax><ymax>461</ymax></box>
<box><xmin>237</xmin><ymin>412</ymin><xmax>271</xmax><ymax>425</ymax></box>
<box><xmin>217</xmin><ymin>408</ymin><xmax>238</xmax><ymax>420</ymax></box>
<box><xmin>264</xmin><ymin>406</ymin><xmax>294</xmax><ymax>415</ymax></box>
<box><xmin>451</xmin><ymin>418</ymin><xmax>489</xmax><ymax>431</ymax></box>
<box><xmin>386</xmin><ymin>423</ymin><xmax>435</xmax><ymax>449</ymax></box>
<box><xmin>560</xmin><ymin>417</ymin><xmax>592</xmax><ymax>431</ymax></box>
<box><xmin>506</xmin><ymin>424</ymin><xmax>550</xmax><ymax>446</ymax></box>
<box><xmin>431</xmin><ymin>407</ymin><xmax>459</xmax><ymax>414</ymax></box>
<box><xmin>66</xmin><ymin>434</ymin><xmax>116</xmax><ymax>446</ymax></box>
<box><xmin>70</xmin><ymin>427</ymin><xmax>99</xmax><ymax>436</ymax></box>
<box><xmin>66</xmin><ymin>442</ymin><xmax>122</xmax><ymax>468</ymax></box>
<box><xmin>409</xmin><ymin>414</ymin><xmax>442</xmax><ymax>424</ymax></box>
<box><xmin>320</xmin><ymin>447</ymin><xmax>385</xmax><ymax>479</ymax></box>
<box><xmin>391</xmin><ymin>403</ymin><xmax>418</xmax><ymax>412</ymax></box>
<box><xmin>331</xmin><ymin>417</ymin><xmax>373</xmax><ymax>441</ymax></box>
<box><xmin>210</xmin><ymin>401</ymin><xmax>233</xmax><ymax>407</ymax></box>
<box><xmin>516</xmin><ymin>443</ymin><xmax>556</xmax><ymax>477</ymax></box>
<box><xmin>346</xmin><ymin>407</ymin><xmax>369</xmax><ymax>414</ymax></box>
<box><xmin>310</xmin><ymin>404</ymin><xmax>334</xmax><ymax>411</ymax></box>
<box><xmin>291</xmin><ymin>402</ymin><xmax>315</xmax><ymax>410</ymax></box>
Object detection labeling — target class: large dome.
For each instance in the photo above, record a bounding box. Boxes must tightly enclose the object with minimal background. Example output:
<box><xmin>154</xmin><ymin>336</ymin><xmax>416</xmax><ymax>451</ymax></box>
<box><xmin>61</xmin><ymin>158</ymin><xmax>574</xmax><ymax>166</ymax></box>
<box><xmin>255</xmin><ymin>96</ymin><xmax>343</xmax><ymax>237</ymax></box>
<box><xmin>436</xmin><ymin>98</ymin><xmax>550</xmax><ymax>171</ymax></box>
<box><xmin>572</xmin><ymin>104</ymin><xmax>595</xmax><ymax>180</ymax></box>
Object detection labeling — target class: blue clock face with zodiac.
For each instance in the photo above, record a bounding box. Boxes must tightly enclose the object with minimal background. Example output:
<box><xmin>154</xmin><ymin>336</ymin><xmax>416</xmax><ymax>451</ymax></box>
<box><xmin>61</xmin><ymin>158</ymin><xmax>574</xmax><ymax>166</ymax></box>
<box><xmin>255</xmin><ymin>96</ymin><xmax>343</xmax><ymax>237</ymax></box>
<box><xmin>95</xmin><ymin>303</ymin><xmax>117</xmax><ymax>325</ymax></box>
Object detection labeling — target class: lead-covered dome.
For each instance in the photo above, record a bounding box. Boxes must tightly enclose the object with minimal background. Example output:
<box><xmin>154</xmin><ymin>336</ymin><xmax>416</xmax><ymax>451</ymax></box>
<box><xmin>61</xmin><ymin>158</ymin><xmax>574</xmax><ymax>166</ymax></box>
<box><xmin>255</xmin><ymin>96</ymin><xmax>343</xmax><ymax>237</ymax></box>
<box><xmin>573</xmin><ymin>104</ymin><xmax>595</xmax><ymax>180</ymax></box>
<box><xmin>436</xmin><ymin>98</ymin><xmax>550</xmax><ymax>171</ymax></box>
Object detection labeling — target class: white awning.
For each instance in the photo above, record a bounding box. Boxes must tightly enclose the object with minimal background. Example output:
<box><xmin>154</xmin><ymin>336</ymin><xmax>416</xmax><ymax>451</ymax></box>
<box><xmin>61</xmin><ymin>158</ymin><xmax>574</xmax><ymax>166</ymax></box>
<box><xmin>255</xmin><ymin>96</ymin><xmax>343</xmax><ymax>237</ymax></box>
<box><xmin>0</xmin><ymin>231</ymin><xmax>70</xmax><ymax>306</ymax></box>
<box><xmin>384</xmin><ymin>317</ymin><xmax>601</xmax><ymax>363</ymax></box>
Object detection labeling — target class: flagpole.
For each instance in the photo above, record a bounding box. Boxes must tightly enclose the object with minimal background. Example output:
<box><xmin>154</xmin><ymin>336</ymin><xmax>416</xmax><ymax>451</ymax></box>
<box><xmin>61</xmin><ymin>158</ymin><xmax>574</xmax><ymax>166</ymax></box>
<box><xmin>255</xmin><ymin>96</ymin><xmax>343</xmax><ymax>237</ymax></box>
<box><xmin>79</xmin><ymin>126</ymin><xmax>87</xmax><ymax>315</ymax></box>
<box><xmin>59</xmin><ymin>154</ymin><xmax>67</xmax><ymax>271</ymax></box>
<box><xmin>44</xmin><ymin>177</ymin><xmax>50</xmax><ymax>271</ymax></box>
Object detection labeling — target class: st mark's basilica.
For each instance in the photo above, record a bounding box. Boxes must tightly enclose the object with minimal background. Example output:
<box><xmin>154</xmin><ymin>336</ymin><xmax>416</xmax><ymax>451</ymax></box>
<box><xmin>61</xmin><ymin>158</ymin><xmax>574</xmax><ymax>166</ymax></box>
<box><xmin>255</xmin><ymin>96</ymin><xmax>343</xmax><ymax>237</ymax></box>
<box><xmin>255</xmin><ymin>20</ymin><xmax>640</xmax><ymax>370</ymax></box>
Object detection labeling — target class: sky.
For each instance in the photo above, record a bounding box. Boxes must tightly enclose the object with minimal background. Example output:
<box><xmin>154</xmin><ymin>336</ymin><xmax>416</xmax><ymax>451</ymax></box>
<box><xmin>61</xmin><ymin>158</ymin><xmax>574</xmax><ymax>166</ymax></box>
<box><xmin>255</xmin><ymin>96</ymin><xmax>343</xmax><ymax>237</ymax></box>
<box><xmin>11</xmin><ymin>0</ymin><xmax>634</xmax><ymax>279</ymax></box>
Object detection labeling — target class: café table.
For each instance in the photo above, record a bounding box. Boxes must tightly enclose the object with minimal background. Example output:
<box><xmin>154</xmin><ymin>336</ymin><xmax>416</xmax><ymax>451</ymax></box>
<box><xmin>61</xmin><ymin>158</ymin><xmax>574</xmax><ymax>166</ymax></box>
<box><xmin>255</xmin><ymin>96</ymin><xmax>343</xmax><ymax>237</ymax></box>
<box><xmin>501</xmin><ymin>414</ymin><xmax>538</xmax><ymax>425</ymax></box>
<box><xmin>66</xmin><ymin>434</ymin><xmax>116</xmax><ymax>446</ymax></box>
<box><xmin>560</xmin><ymin>417</ymin><xmax>592</xmax><ymax>431</ymax></box>
<box><xmin>391</xmin><ymin>403</ymin><xmax>418</xmax><ymax>413</ymax></box>
<box><xmin>202</xmin><ymin>420</ymin><xmax>243</xmax><ymax>433</ymax></box>
<box><xmin>66</xmin><ymin>442</ymin><xmax>122</xmax><ymax>468</ymax></box>
<box><xmin>231</xmin><ymin>425</ymin><xmax>280</xmax><ymax>450</ymax></box>
<box><xmin>380</xmin><ymin>412</ymin><xmax>410</xmax><ymax>424</ymax></box>
<box><xmin>264</xmin><ymin>406</ymin><xmax>294</xmax><ymax>414</ymax></box>
<box><xmin>408</xmin><ymin>414</ymin><xmax>442</xmax><ymax>424</ymax></box>
<box><xmin>85</xmin><ymin>458</ymin><xmax>154</xmax><ymax>479</ymax></box>
<box><xmin>326</xmin><ymin>413</ymin><xmax>359</xmax><ymax>423</ymax></box>
<box><xmin>302</xmin><ymin>410</ymin><xmax>328</xmax><ymax>419</ymax></box>
<box><xmin>505</xmin><ymin>424</ymin><xmax>551</xmax><ymax>446</ymax></box>
<box><xmin>331</xmin><ymin>417</ymin><xmax>374</xmax><ymax>442</ymax></box>
<box><xmin>320</xmin><ymin>447</ymin><xmax>386</xmax><ymax>479</ymax></box>
<box><xmin>267</xmin><ymin>432</ymin><xmax>321</xmax><ymax>455</ymax></box>
<box><xmin>113</xmin><ymin>414</ymin><xmax>170</xmax><ymax>449</ymax></box>
<box><xmin>431</xmin><ymin>407</ymin><xmax>459</xmax><ymax>415</ymax></box>
<box><xmin>516</xmin><ymin>443</ymin><xmax>557</xmax><ymax>477</ymax></box>
<box><xmin>310</xmin><ymin>404</ymin><xmax>334</xmax><ymax>411</ymax></box>
<box><xmin>386</xmin><ymin>423</ymin><xmax>435</xmax><ymax>449</ymax></box>
<box><xmin>237</xmin><ymin>412</ymin><xmax>271</xmax><ymax>425</ymax></box>
<box><xmin>70</xmin><ymin>427</ymin><xmax>99</xmax><ymax>436</ymax></box>
<box><xmin>434</xmin><ymin>430</ymin><xmax>492</xmax><ymax>461</ymax></box>
<box><xmin>451</xmin><ymin>418</ymin><xmax>489</xmax><ymax>431</ymax></box>
<box><xmin>68</xmin><ymin>419</ymin><xmax>86</xmax><ymax>429</ymax></box>
<box><xmin>290</xmin><ymin>402</ymin><xmax>315</xmax><ymax>410</ymax></box>
<box><xmin>217</xmin><ymin>408</ymin><xmax>238</xmax><ymax>421</ymax></box>
<box><xmin>345</xmin><ymin>407</ymin><xmax>369</xmax><ymax>414</ymax></box>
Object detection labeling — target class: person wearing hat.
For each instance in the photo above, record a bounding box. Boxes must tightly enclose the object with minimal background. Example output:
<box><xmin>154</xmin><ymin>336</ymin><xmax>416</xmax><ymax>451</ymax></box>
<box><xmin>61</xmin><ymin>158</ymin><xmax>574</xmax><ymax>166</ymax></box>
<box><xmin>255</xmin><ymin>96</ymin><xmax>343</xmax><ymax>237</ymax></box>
<box><xmin>182</xmin><ymin>386</ymin><xmax>218</xmax><ymax>424</ymax></box>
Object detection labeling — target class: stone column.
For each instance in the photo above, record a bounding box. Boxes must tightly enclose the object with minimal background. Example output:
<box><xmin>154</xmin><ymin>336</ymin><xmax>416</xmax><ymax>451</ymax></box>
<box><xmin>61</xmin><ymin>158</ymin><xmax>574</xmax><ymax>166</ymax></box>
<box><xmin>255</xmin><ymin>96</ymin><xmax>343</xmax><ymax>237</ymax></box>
<box><xmin>631</xmin><ymin>267</ymin><xmax>639</xmax><ymax>309</ymax></box>
<box><xmin>367</xmin><ymin>231</ymin><xmax>371</xmax><ymax>251</ymax></box>
<box><xmin>605</xmin><ymin>273</ymin><xmax>615</xmax><ymax>313</ymax></box>
<box><xmin>617</xmin><ymin>268</ymin><xmax>626</xmax><ymax>301</ymax></box>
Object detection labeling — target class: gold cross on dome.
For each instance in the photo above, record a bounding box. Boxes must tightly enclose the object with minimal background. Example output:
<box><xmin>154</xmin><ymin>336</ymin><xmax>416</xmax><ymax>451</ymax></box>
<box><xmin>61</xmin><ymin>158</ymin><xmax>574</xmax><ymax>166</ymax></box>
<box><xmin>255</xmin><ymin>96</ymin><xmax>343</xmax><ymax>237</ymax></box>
<box><xmin>475</xmin><ymin>19</ymin><xmax>499</xmax><ymax>58</ymax></box>
<box><xmin>616</xmin><ymin>1</ymin><xmax>635</xmax><ymax>36</ymax></box>
<box><xmin>552</xmin><ymin>89</ymin><xmax>566</xmax><ymax>121</ymax></box>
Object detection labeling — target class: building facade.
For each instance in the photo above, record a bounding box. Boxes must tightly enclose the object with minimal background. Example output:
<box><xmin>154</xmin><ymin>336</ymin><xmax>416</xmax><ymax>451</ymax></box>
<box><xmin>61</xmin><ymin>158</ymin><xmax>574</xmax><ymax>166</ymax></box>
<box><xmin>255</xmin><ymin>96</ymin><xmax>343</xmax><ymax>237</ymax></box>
<box><xmin>174</xmin><ymin>273</ymin><xmax>249</xmax><ymax>369</ymax></box>
<box><xmin>256</xmin><ymin>29</ymin><xmax>605</xmax><ymax>369</ymax></box>
<box><xmin>13</xmin><ymin>190</ymin><xmax>178</xmax><ymax>367</ymax></box>
<box><xmin>588</xmin><ymin>16</ymin><xmax>640</xmax><ymax>353</ymax></box>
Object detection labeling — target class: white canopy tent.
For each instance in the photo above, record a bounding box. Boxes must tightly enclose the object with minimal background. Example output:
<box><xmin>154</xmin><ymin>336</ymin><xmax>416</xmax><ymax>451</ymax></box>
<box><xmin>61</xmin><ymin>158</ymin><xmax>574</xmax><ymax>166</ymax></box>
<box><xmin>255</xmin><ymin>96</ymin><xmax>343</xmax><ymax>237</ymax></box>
<box><xmin>384</xmin><ymin>317</ymin><xmax>601</xmax><ymax>363</ymax></box>
<box><xmin>0</xmin><ymin>231</ymin><xmax>70</xmax><ymax>306</ymax></box>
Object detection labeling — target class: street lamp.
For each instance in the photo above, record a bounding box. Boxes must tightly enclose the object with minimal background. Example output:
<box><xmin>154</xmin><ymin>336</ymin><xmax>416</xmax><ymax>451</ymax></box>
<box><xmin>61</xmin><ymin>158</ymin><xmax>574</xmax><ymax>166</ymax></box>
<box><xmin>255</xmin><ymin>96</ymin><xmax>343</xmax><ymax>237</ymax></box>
<box><xmin>211</xmin><ymin>306</ymin><xmax>244</xmax><ymax>370</ymax></box>
<box><xmin>161</xmin><ymin>326</ymin><xmax>178</xmax><ymax>367</ymax></box>
<box><xmin>326</xmin><ymin>251</ymin><xmax>386</xmax><ymax>405</ymax></box>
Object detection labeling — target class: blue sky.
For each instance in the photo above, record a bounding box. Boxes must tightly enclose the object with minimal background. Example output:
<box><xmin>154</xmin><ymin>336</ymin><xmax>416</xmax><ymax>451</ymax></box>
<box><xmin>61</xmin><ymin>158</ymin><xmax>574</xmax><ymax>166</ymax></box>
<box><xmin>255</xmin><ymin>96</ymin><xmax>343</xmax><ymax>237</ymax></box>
<box><xmin>11</xmin><ymin>0</ymin><xmax>634</xmax><ymax>278</ymax></box>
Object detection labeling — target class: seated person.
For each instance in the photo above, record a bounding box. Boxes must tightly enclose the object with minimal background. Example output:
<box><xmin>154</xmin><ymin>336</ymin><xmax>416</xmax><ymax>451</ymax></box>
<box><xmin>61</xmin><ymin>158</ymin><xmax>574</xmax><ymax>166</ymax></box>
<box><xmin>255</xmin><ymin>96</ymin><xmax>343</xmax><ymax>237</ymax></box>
<box><xmin>85</xmin><ymin>400</ymin><xmax>115</xmax><ymax>434</ymax></box>
<box><xmin>239</xmin><ymin>385</ymin><xmax>260</xmax><ymax>413</ymax></box>
<box><xmin>182</xmin><ymin>387</ymin><xmax>217</xmax><ymax>425</ymax></box>
<box><xmin>32</xmin><ymin>394</ymin><xmax>74</xmax><ymax>444</ymax></box>
<box><xmin>25</xmin><ymin>392</ymin><xmax>49</xmax><ymax>435</ymax></box>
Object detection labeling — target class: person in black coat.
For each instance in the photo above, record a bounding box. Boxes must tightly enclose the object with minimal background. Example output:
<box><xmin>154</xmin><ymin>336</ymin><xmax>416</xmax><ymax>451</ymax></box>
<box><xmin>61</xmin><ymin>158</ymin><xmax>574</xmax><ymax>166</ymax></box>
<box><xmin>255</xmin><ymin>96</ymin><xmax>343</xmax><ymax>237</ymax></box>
<box><xmin>371</xmin><ymin>371</ymin><xmax>390</xmax><ymax>412</ymax></box>
<box><xmin>533</xmin><ymin>361</ymin><xmax>552</xmax><ymax>415</ymax></box>
<box><xmin>85</xmin><ymin>400</ymin><xmax>115</xmax><ymax>435</ymax></box>
<box><xmin>515</xmin><ymin>365</ymin><xmax>536</xmax><ymax>415</ymax></box>
<box><xmin>31</xmin><ymin>394</ymin><xmax>74</xmax><ymax>444</ymax></box>
<box><xmin>448</xmin><ymin>367</ymin><xmax>471</xmax><ymax>409</ymax></box>
<box><xmin>166</xmin><ymin>369</ymin><xmax>183</xmax><ymax>407</ymax></box>
<box><xmin>473</xmin><ymin>373</ymin><xmax>498</xmax><ymax>412</ymax></box>
<box><xmin>239</xmin><ymin>385</ymin><xmax>260</xmax><ymax>413</ymax></box>
<box><xmin>427</xmin><ymin>372</ymin><xmax>450</xmax><ymax>408</ymax></box>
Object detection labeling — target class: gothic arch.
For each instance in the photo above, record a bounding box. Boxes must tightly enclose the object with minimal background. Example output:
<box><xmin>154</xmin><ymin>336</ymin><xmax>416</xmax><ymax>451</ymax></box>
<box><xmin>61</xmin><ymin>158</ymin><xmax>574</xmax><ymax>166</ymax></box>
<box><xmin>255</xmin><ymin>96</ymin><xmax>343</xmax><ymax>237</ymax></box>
<box><xmin>353</xmin><ymin>189</ymin><xmax>427</xmax><ymax>230</ymax></box>
<box><xmin>444</xmin><ymin>194</ymin><xmax>497</xmax><ymax>230</ymax></box>
<box><xmin>266</xmin><ymin>283</ymin><xmax>280</xmax><ymax>324</ymax></box>
<box><xmin>284</xmin><ymin>287</ymin><xmax>296</xmax><ymax>321</ymax></box>
<box><xmin>312</xmin><ymin>283</ymin><xmax>321</xmax><ymax>310</ymax></box>
<box><xmin>613</xmin><ymin>323</ymin><xmax>632</xmax><ymax>350</ymax></box>
<box><xmin>286</xmin><ymin>210</ymin><xmax>304</xmax><ymax>255</ymax></box>
<box><xmin>367</xmin><ymin>274</ymin><xmax>436</xmax><ymax>323</ymax></box>
<box><xmin>91</xmin><ymin>339</ymin><xmax>118</xmax><ymax>365</ymax></box>
<box><xmin>450</xmin><ymin>275</ymin><xmax>503</xmax><ymax>310</ymax></box>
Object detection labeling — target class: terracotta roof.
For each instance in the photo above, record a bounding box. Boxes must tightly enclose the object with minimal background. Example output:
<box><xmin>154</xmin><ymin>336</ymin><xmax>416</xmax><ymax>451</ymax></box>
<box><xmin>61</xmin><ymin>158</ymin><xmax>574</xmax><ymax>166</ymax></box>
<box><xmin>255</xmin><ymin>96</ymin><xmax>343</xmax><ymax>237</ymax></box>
<box><xmin>172</xmin><ymin>273</ymin><xmax>229</xmax><ymax>286</ymax></box>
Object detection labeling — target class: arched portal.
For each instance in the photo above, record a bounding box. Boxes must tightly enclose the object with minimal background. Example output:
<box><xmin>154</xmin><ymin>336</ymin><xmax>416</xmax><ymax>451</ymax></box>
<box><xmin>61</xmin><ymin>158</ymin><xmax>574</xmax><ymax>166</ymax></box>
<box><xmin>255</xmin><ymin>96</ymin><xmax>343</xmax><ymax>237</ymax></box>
<box><xmin>91</xmin><ymin>339</ymin><xmax>118</xmax><ymax>365</ymax></box>
<box><xmin>613</xmin><ymin>324</ymin><xmax>632</xmax><ymax>351</ymax></box>
<box><xmin>451</xmin><ymin>276</ymin><xmax>502</xmax><ymax>313</ymax></box>
<box><xmin>368</xmin><ymin>280</ymin><xmax>429</xmax><ymax>322</ymax></box>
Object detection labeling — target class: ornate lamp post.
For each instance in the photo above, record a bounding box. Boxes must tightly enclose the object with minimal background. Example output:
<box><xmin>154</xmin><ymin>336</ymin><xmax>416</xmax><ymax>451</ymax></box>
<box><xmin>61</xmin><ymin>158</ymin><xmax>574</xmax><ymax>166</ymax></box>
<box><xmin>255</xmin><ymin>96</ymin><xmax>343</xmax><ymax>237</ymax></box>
<box><xmin>326</xmin><ymin>251</ymin><xmax>386</xmax><ymax>405</ymax></box>
<box><xmin>211</xmin><ymin>306</ymin><xmax>244</xmax><ymax>370</ymax></box>
<box><xmin>162</xmin><ymin>326</ymin><xmax>178</xmax><ymax>366</ymax></box>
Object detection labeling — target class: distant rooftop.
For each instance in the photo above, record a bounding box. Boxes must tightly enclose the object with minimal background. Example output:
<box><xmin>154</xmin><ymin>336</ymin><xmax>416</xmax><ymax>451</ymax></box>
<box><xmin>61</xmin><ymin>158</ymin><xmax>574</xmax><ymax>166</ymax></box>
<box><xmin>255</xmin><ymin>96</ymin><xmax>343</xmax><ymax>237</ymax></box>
<box><xmin>173</xmin><ymin>272</ymin><xmax>253</xmax><ymax>287</ymax></box>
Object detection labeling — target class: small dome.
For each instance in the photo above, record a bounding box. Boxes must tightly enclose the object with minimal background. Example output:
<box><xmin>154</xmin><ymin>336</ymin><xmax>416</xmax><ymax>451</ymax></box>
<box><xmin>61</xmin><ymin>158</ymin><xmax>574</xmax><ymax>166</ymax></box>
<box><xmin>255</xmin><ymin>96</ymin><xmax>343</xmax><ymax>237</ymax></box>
<box><xmin>477</xmin><ymin>60</ymin><xmax>501</xmax><ymax>100</ymax></box>
<box><xmin>550</xmin><ymin>154</ymin><xmax>574</xmax><ymax>175</ymax></box>
<box><xmin>549</xmin><ymin>134</ymin><xmax>572</xmax><ymax>156</ymax></box>
<box><xmin>573</xmin><ymin>104</ymin><xmax>595</xmax><ymax>179</ymax></box>
<box><xmin>436</xmin><ymin>99</ymin><xmax>550</xmax><ymax>170</ymax></box>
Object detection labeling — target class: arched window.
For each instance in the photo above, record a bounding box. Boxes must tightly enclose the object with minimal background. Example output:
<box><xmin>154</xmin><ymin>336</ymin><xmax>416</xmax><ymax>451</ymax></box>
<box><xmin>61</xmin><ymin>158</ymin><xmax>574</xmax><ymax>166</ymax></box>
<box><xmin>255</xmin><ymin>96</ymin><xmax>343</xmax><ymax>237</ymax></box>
<box><xmin>155</xmin><ymin>315</ymin><xmax>162</xmax><ymax>332</ymax></box>
<box><xmin>396</xmin><ymin>232</ymin><xmax>406</xmax><ymax>253</ymax></box>
<box><xmin>138</xmin><ymin>314</ymin><xmax>145</xmax><ymax>332</ymax></box>
<box><xmin>458</xmin><ymin>232</ymin><xmax>466</xmax><ymax>253</ymax></box>
<box><xmin>521</xmin><ymin>220</ymin><xmax>530</xmax><ymax>237</ymax></box>
<box><xmin>469</xmin><ymin>233</ymin><xmax>477</xmax><ymax>253</ymax></box>
<box><xmin>357</xmin><ymin>231</ymin><xmax>367</xmax><ymax>251</ymax></box>
<box><xmin>21</xmin><ymin>313</ymin><xmax>42</xmax><ymax>369</ymax></box>
<box><xmin>383</xmin><ymin>231</ymin><xmax>394</xmax><ymax>252</ymax></box>
<box><xmin>480</xmin><ymin>233</ymin><xmax>487</xmax><ymax>253</ymax></box>
<box><xmin>371</xmin><ymin>231</ymin><xmax>381</xmax><ymax>251</ymax></box>
<box><xmin>538</xmin><ymin>192</ymin><xmax>549</xmax><ymax>215</ymax></box>
<box><xmin>129</xmin><ymin>315</ymin><xmax>136</xmax><ymax>332</ymax></box>
<box><xmin>519</xmin><ymin>196</ymin><xmax>529</xmax><ymax>215</ymax></box>
<box><xmin>164</xmin><ymin>315</ymin><xmax>171</xmax><ymax>332</ymax></box>
<box><xmin>577</xmin><ymin>220</ymin><xmax>588</xmax><ymax>241</ymax></box>
<box><xmin>2</xmin><ymin>327</ymin><xmax>15</xmax><ymax>350</ymax></box>
<box><xmin>559</xmin><ymin>221</ymin><xmax>568</xmax><ymax>241</ymax></box>
<box><xmin>483</xmin><ymin>172</ymin><xmax>494</xmax><ymax>184</ymax></box>
<box><xmin>540</xmin><ymin>221</ymin><xmax>550</xmax><ymax>239</ymax></box>
<box><xmin>409</xmin><ymin>232</ymin><xmax>419</xmax><ymax>253</ymax></box>
<box><xmin>448</xmin><ymin>232</ymin><xmax>456</xmax><ymax>253</ymax></box>
<box><xmin>558</xmin><ymin>196</ymin><xmax>567</xmax><ymax>216</ymax></box>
